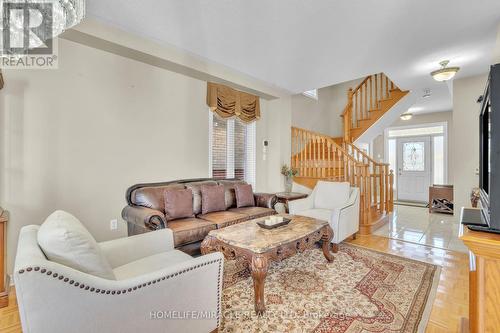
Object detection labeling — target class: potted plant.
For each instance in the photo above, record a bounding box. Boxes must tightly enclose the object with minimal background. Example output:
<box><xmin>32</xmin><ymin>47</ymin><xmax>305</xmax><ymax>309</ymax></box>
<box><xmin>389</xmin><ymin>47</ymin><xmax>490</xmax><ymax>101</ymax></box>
<box><xmin>281</xmin><ymin>164</ymin><xmax>298</xmax><ymax>193</ymax></box>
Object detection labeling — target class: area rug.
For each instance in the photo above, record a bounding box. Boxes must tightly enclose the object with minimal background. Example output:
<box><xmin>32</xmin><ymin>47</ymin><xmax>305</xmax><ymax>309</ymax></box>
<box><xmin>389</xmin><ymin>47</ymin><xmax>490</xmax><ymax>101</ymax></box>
<box><xmin>220</xmin><ymin>244</ymin><xmax>440</xmax><ymax>333</ymax></box>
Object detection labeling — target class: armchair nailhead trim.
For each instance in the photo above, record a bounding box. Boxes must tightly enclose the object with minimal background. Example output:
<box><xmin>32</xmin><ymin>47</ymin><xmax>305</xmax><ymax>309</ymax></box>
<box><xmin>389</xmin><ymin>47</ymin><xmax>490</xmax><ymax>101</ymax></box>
<box><xmin>16</xmin><ymin>256</ymin><xmax>223</xmax><ymax>328</ymax></box>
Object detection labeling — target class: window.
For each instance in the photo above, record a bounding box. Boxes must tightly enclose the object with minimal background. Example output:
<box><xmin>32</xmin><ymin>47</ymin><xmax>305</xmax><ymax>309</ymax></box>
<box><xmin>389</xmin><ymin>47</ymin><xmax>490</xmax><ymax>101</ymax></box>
<box><xmin>433</xmin><ymin>136</ymin><xmax>444</xmax><ymax>184</ymax></box>
<box><xmin>209</xmin><ymin>113</ymin><xmax>256</xmax><ymax>187</ymax></box>
<box><xmin>302</xmin><ymin>89</ymin><xmax>318</xmax><ymax>100</ymax></box>
<box><xmin>387</xmin><ymin>125</ymin><xmax>444</xmax><ymax>138</ymax></box>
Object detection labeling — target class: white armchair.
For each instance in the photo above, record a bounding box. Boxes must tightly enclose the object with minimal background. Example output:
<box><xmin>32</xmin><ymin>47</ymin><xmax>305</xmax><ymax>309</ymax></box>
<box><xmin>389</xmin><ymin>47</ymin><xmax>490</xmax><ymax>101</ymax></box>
<box><xmin>14</xmin><ymin>225</ymin><xmax>223</xmax><ymax>333</ymax></box>
<box><xmin>288</xmin><ymin>181</ymin><xmax>360</xmax><ymax>251</ymax></box>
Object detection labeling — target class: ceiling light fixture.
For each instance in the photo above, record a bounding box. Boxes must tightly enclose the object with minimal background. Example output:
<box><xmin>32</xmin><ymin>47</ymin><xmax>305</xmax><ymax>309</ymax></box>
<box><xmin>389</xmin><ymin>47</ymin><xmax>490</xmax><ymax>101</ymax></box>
<box><xmin>400</xmin><ymin>113</ymin><xmax>413</xmax><ymax>121</ymax></box>
<box><xmin>431</xmin><ymin>60</ymin><xmax>460</xmax><ymax>82</ymax></box>
<box><xmin>4</xmin><ymin>0</ymin><xmax>85</xmax><ymax>52</ymax></box>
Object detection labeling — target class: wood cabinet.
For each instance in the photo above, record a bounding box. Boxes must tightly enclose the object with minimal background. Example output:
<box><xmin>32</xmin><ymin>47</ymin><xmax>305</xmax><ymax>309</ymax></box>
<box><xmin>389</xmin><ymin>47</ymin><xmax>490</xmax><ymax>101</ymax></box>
<box><xmin>0</xmin><ymin>208</ymin><xmax>8</xmax><ymax>308</ymax></box>
<box><xmin>460</xmin><ymin>224</ymin><xmax>500</xmax><ymax>332</ymax></box>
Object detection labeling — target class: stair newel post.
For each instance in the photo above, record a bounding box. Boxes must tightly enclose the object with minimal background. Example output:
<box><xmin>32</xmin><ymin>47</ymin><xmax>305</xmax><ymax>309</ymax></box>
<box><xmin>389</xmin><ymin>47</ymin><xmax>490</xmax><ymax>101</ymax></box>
<box><xmin>327</xmin><ymin>141</ymin><xmax>331</xmax><ymax>179</ymax></box>
<box><xmin>385</xmin><ymin>74</ymin><xmax>389</xmax><ymax>99</ymax></box>
<box><xmin>379</xmin><ymin>164</ymin><xmax>386</xmax><ymax>213</ymax></box>
<box><xmin>389</xmin><ymin>169</ymin><xmax>394</xmax><ymax>212</ymax></box>
<box><xmin>344</xmin><ymin>156</ymin><xmax>348</xmax><ymax>183</ymax></box>
<box><xmin>347</xmin><ymin>88</ymin><xmax>354</xmax><ymax>143</ymax></box>
<box><xmin>321</xmin><ymin>137</ymin><xmax>325</xmax><ymax>178</ymax></box>
<box><xmin>364</xmin><ymin>82</ymin><xmax>368</xmax><ymax>120</ymax></box>
<box><xmin>350</xmin><ymin>159</ymin><xmax>355</xmax><ymax>184</ymax></box>
<box><xmin>370</xmin><ymin>75</ymin><xmax>373</xmax><ymax>110</ymax></box>
<box><xmin>375</xmin><ymin>73</ymin><xmax>378</xmax><ymax>106</ymax></box>
<box><xmin>359</xmin><ymin>163</ymin><xmax>367</xmax><ymax>226</ymax></box>
<box><xmin>304</xmin><ymin>133</ymin><xmax>311</xmax><ymax>177</ymax></box>
<box><xmin>314</xmin><ymin>135</ymin><xmax>320</xmax><ymax>178</ymax></box>
<box><xmin>384</xmin><ymin>164</ymin><xmax>389</xmax><ymax>213</ymax></box>
<box><xmin>295</xmin><ymin>128</ymin><xmax>298</xmax><ymax>174</ymax></box>
<box><xmin>365</xmin><ymin>164</ymin><xmax>372</xmax><ymax>211</ymax></box>
<box><xmin>381</xmin><ymin>73</ymin><xmax>384</xmax><ymax>98</ymax></box>
<box><xmin>300</xmin><ymin>129</ymin><xmax>305</xmax><ymax>177</ymax></box>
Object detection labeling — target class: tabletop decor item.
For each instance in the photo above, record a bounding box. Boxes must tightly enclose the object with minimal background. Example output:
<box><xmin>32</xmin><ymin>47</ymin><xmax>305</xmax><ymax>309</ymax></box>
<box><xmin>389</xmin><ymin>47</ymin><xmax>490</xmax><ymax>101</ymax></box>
<box><xmin>280</xmin><ymin>164</ymin><xmax>298</xmax><ymax>193</ymax></box>
<box><xmin>256</xmin><ymin>216</ymin><xmax>291</xmax><ymax>229</ymax></box>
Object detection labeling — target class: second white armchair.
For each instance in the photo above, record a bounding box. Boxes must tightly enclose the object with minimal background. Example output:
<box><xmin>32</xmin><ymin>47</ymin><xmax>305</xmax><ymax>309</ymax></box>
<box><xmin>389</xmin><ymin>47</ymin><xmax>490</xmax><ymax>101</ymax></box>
<box><xmin>288</xmin><ymin>181</ymin><xmax>360</xmax><ymax>251</ymax></box>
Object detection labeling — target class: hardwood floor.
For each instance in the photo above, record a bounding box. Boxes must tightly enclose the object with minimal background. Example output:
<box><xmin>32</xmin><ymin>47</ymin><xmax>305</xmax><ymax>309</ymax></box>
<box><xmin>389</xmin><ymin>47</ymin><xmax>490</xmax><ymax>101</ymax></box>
<box><xmin>0</xmin><ymin>287</ymin><xmax>20</xmax><ymax>333</ymax></box>
<box><xmin>0</xmin><ymin>234</ymin><xmax>468</xmax><ymax>333</ymax></box>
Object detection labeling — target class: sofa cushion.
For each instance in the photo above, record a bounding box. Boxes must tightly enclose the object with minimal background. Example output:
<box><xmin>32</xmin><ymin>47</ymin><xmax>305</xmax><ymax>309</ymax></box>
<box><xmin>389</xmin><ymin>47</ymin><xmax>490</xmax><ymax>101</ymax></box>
<box><xmin>217</xmin><ymin>179</ymin><xmax>247</xmax><ymax>209</ymax></box>
<box><xmin>164</xmin><ymin>188</ymin><xmax>194</xmax><ymax>221</ymax></box>
<box><xmin>185</xmin><ymin>181</ymin><xmax>218</xmax><ymax>215</ymax></box>
<box><xmin>314</xmin><ymin>181</ymin><xmax>350</xmax><ymax>210</ymax></box>
<box><xmin>235</xmin><ymin>184</ymin><xmax>255</xmax><ymax>208</ymax></box>
<box><xmin>229</xmin><ymin>207</ymin><xmax>276</xmax><ymax>220</ymax></box>
<box><xmin>37</xmin><ymin>210</ymin><xmax>115</xmax><ymax>280</ymax></box>
<box><xmin>131</xmin><ymin>184</ymin><xmax>185</xmax><ymax>212</ymax></box>
<box><xmin>167</xmin><ymin>218</ymin><xmax>216</xmax><ymax>247</ymax></box>
<box><xmin>198</xmin><ymin>211</ymin><xmax>247</xmax><ymax>229</ymax></box>
<box><xmin>201</xmin><ymin>184</ymin><xmax>226</xmax><ymax>214</ymax></box>
<box><xmin>113</xmin><ymin>250</ymin><xmax>192</xmax><ymax>280</ymax></box>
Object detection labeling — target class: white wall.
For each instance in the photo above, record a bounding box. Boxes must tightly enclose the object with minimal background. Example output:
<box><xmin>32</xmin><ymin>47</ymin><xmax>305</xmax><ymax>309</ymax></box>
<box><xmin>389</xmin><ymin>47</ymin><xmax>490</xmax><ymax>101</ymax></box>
<box><xmin>494</xmin><ymin>22</ymin><xmax>500</xmax><ymax>64</ymax></box>
<box><xmin>372</xmin><ymin>111</ymin><xmax>453</xmax><ymax>170</ymax></box>
<box><xmin>258</xmin><ymin>97</ymin><xmax>292</xmax><ymax>192</ymax></box>
<box><xmin>0</xmin><ymin>39</ymin><xmax>291</xmax><ymax>273</ymax></box>
<box><xmin>291</xmin><ymin>78</ymin><xmax>362</xmax><ymax>137</ymax></box>
<box><xmin>452</xmin><ymin>74</ymin><xmax>488</xmax><ymax>212</ymax></box>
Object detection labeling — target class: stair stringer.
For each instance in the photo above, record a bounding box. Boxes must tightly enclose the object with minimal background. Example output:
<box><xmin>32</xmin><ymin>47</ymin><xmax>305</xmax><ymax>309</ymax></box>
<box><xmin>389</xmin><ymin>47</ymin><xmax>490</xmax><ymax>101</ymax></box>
<box><xmin>353</xmin><ymin>90</ymin><xmax>417</xmax><ymax>145</ymax></box>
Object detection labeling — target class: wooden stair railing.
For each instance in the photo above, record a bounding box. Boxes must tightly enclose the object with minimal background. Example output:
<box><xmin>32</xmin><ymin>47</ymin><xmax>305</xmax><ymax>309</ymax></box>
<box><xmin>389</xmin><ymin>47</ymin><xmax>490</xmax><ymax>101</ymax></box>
<box><xmin>342</xmin><ymin>73</ymin><xmax>409</xmax><ymax>142</ymax></box>
<box><xmin>343</xmin><ymin>142</ymin><xmax>394</xmax><ymax>214</ymax></box>
<box><xmin>291</xmin><ymin>127</ymin><xmax>394</xmax><ymax>234</ymax></box>
<box><xmin>291</xmin><ymin>127</ymin><xmax>393</xmax><ymax>233</ymax></box>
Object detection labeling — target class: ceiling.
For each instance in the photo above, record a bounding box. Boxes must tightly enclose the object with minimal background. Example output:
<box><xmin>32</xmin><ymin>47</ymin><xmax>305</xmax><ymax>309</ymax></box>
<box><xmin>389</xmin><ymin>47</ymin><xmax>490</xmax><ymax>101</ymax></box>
<box><xmin>86</xmin><ymin>0</ymin><xmax>500</xmax><ymax>114</ymax></box>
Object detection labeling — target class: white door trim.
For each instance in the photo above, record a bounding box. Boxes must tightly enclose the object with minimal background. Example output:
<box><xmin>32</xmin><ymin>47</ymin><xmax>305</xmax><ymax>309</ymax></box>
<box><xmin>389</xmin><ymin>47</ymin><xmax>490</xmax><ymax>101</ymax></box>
<box><xmin>383</xmin><ymin>121</ymin><xmax>448</xmax><ymax>184</ymax></box>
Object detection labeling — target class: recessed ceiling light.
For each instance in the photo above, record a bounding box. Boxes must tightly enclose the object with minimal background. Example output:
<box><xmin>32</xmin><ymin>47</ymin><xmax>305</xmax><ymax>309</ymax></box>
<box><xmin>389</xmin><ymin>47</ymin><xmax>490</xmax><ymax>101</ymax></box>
<box><xmin>431</xmin><ymin>60</ymin><xmax>460</xmax><ymax>81</ymax></box>
<box><xmin>400</xmin><ymin>113</ymin><xmax>413</xmax><ymax>121</ymax></box>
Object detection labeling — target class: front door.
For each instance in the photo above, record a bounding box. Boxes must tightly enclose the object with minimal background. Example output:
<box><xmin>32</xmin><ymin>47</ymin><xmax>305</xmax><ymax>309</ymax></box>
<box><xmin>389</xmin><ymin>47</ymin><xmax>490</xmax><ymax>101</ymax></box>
<box><xmin>397</xmin><ymin>136</ymin><xmax>431</xmax><ymax>202</ymax></box>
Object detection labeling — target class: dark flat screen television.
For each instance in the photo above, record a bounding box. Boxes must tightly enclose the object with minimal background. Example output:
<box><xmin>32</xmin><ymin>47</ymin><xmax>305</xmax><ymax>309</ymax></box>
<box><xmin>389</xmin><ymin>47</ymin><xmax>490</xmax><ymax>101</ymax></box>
<box><xmin>469</xmin><ymin>63</ymin><xmax>500</xmax><ymax>233</ymax></box>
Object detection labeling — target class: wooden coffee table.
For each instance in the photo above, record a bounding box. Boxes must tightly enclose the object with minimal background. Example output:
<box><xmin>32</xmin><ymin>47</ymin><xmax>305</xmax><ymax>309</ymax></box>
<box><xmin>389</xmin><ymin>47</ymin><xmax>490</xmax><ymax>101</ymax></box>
<box><xmin>201</xmin><ymin>214</ymin><xmax>334</xmax><ymax>314</ymax></box>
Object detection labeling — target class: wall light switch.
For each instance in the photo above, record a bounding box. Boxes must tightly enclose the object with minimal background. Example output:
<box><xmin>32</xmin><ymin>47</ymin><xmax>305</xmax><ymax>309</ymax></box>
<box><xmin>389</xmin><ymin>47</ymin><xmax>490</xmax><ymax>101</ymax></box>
<box><xmin>110</xmin><ymin>219</ymin><xmax>118</xmax><ymax>230</ymax></box>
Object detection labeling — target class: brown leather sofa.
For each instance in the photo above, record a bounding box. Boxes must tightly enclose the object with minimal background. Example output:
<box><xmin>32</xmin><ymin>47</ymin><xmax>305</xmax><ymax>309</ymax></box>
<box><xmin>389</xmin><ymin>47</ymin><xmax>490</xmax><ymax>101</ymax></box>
<box><xmin>122</xmin><ymin>178</ymin><xmax>277</xmax><ymax>254</ymax></box>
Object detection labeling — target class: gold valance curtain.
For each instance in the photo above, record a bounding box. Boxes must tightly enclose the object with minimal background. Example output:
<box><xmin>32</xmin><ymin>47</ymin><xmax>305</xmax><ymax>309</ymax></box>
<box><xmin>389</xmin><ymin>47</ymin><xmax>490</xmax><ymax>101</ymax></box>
<box><xmin>206</xmin><ymin>82</ymin><xmax>260</xmax><ymax>123</ymax></box>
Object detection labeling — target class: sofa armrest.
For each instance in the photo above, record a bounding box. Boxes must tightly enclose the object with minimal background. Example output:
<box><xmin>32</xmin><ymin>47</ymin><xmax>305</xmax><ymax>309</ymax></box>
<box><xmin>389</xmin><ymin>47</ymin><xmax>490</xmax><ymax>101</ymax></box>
<box><xmin>254</xmin><ymin>193</ymin><xmax>278</xmax><ymax>209</ymax></box>
<box><xmin>338</xmin><ymin>187</ymin><xmax>360</xmax><ymax>211</ymax></box>
<box><xmin>288</xmin><ymin>195</ymin><xmax>314</xmax><ymax>214</ymax></box>
<box><xmin>122</xmin><ymin>205</ymin><xmax>166</xmax><ymax>231</ymax></box>
<box><xmin>99</xmin><ymin>229</ymin><xmax>175</xmax><ymax>268</ymax></box>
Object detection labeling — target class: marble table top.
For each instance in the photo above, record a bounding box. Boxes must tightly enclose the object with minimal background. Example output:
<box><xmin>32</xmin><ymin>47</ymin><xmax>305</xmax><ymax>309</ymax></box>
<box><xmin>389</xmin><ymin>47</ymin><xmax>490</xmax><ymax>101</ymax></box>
<box><xmin>206</xmin><ymin>214</ymin><xmax>328</xmax><ymax>253</ymax></box>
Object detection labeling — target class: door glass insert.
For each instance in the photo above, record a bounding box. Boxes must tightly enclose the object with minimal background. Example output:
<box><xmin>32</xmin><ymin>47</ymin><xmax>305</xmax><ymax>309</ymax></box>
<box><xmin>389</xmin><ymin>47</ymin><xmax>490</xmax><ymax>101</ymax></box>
<box><xmin>402</xmin><ymin>142</ymin><xmax>425</xmax><ymax>171</ymax></box>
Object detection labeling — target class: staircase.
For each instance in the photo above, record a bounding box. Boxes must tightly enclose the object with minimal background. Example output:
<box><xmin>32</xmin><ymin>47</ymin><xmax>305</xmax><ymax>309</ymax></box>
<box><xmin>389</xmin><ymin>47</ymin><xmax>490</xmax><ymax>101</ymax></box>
<box><xmin>291</xmin><ymin>127</ymin><xmax>394</xmax><ymax>234</ymax></box>
<box><xmin>290</xmin><ymin>73</ymin><xmax>407</xmax><ymax>234</ymax></box>
<box><xmin>342</xmin><ymin>73</ymin><xmax>409</xmax><ymax>143</ymax></box>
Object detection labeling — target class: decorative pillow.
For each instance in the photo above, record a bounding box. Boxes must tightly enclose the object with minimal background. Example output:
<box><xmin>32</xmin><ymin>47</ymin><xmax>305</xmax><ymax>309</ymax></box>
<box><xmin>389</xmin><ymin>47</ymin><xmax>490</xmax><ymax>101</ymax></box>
<box><xmin>37</xmin><ymin>210</ymin><xmax>115</xmax><ymax>280</ymax></box>
<box><xmin>235</xmin><ymin>184</ymin><xmax>255</xmax><ymax>208</ymax></box>
<box><xmin>164</xmin><ymin>189</ymin><xmax>194</xmax><ymax>221</ymax></box>
<box><xmin>200</xmin><ymin>184</ymin><xmax>226</xmax><ymax>214</ymax></box>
